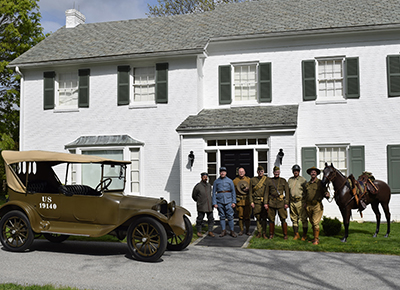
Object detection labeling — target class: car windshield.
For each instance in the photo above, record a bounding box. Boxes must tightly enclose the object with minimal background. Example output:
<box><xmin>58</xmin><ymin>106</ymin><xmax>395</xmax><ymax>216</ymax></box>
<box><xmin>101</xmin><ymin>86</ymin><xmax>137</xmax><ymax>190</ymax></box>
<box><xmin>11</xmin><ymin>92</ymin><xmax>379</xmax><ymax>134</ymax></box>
<box><xmin>82</xmin><ymin>163</ymin><xmax>126</xmax><ymax>191</ymax></box>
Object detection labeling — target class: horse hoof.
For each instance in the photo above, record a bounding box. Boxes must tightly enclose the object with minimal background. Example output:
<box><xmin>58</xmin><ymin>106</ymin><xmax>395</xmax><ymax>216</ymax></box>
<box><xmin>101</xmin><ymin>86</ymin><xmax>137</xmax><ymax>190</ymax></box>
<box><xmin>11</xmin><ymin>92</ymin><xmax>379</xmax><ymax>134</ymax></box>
<box><xmin>384</xmin><ymin>234</ymin><xmax>389</xmax><ymax>238</ymax></box>
<box><xmin>340</xmin><ymin>238</ymin><xmax>347</xmax><ymax>243</ymax></box>
<box><xmin>373</xmin><ymin>233</ymin><xmax>377</xmax><ymax>238</ymax></box>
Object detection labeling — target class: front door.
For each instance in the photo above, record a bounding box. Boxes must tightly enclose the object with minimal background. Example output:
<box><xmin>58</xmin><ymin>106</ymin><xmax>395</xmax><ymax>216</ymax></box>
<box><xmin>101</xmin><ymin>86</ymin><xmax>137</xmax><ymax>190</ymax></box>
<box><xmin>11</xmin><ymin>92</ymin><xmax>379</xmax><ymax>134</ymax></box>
<box><xmin>220</xmin><ymin>150</ymin><xmax>254</xmax><ymax>180</ymax></box>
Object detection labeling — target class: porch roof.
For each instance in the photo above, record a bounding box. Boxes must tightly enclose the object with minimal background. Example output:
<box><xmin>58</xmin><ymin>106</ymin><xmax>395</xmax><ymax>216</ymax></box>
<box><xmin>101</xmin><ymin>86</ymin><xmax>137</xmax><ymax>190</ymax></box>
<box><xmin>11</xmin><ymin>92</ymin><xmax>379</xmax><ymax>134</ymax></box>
<box><xmin>65</xmin><ymin>135</ymin><xmax>144</xmax><ymax>149</ymax></box>
<box><xmin>176</xmin><ymin>105</ymin><xmax>298</xmax><ymax>133</ymax></box>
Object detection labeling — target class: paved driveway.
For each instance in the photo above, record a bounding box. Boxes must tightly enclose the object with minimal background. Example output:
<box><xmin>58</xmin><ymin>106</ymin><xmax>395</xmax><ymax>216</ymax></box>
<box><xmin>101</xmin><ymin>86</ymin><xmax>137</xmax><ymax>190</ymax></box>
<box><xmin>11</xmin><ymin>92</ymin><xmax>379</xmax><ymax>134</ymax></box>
<box><xmin>1</xmin><ymin>239</ymin><xmax>399</xmax><ymax>290</ymax></box>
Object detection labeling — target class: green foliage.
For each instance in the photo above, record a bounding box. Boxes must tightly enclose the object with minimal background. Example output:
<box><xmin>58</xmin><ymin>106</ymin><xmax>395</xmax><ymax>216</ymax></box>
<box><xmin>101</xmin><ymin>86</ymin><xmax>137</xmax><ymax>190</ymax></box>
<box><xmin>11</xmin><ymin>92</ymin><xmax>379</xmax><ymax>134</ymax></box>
<box><xmin>0</xmin><ymin>133</ymin><xmax>17</xmax><ymax>197</ymax></box>
<box><xmin>147</xmin><ymin>0</ymin><xmax>245</xmax><ymax>17</ymax></box>
<box><xmin>249</xmin><ymin>221</ymin><xmax>400</xmax><ymax>255</ymax></box>
<box><xmin>0</xmin><ymin>284</ymin><xmax>81</xmax><ymax>290</ymax></box>
<box><xmin>321</xmin><ymin>216</ymin><xmax>342</xmax><ymax>236</ymax></box>
<box><xmin>0</xmin><ymin>0</ymin><xmax>46</xmax><ymax>142</ymax></box>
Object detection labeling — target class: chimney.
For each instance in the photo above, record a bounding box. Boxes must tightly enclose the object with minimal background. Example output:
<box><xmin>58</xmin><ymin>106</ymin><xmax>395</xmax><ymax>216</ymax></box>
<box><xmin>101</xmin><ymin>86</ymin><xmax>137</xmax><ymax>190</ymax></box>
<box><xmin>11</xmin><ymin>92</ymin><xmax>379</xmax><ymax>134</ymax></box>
<box><xmin>65</xmin><ymin>9</ymin><xmax>85</xmax><ymax>28</ymax></box>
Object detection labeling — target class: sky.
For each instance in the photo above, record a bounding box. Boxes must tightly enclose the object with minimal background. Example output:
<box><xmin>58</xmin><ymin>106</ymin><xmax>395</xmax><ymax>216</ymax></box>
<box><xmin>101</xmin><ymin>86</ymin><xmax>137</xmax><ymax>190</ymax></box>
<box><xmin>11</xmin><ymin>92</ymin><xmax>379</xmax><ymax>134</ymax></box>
<box><xmin>38</xmin><ymin>0</ymin><xmax>160</xmax><ymax>34</ymax></box>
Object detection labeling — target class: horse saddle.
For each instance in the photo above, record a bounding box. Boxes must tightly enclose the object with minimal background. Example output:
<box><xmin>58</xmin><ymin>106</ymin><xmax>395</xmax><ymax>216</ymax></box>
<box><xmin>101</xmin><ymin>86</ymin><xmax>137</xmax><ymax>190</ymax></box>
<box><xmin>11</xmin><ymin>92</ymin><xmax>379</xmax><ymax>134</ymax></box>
<box><xmin>357</xmin><ymin>172</ymin><xmax>378</xmax><ymax>195</ymax></box>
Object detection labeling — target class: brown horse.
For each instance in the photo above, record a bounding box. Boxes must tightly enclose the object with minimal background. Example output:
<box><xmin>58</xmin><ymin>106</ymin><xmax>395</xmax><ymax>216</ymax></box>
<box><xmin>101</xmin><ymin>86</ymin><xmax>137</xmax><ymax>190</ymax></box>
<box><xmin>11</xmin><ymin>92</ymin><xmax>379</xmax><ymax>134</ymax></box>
<box><xmin>321</xmin><ymin>163</ymin><xmax>391</xmax><ymax>242</ymax></box>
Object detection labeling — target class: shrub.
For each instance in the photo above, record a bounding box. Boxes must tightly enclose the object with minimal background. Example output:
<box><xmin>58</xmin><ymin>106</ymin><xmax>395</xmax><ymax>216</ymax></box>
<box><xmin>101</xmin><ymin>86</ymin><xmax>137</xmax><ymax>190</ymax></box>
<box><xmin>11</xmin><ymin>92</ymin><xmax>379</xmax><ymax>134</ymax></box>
<box><xmin>321</xmin><ymin>216</ymin><xmax>342</xmax><ymax>236</ymax></box>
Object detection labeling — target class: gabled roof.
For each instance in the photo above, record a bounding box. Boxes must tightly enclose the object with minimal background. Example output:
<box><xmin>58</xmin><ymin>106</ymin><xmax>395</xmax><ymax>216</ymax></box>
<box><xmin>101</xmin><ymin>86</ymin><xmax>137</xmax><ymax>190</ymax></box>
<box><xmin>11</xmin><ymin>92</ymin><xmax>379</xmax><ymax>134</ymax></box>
<box><xmin>176</xmin><ymin>105</ymin><xmax>298</xmax><ymax>133</ymax></box>
<box><xmin>10</xmin><ymin>0</ymin><xmax>400</xmax><ymax>67</ymax></box>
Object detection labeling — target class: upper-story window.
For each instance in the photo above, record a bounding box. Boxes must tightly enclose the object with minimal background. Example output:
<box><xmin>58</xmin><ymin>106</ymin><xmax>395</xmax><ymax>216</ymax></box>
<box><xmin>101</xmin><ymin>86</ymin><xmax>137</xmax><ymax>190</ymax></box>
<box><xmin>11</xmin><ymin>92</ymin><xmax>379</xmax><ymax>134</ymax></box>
<box><xmin>387</xmin><ymin>55</ymin><xmax>400</xmax><ymax>97</ymax></box>
<box><xmin>302</xmin><ymin>57</ymin><xmax>359</xmax><ymax>102</ymax></box>
<box><xmin>219</xmin><ymin>62</ymin><xmax>271</xmax><ymax>105</ymax></box>
<box><xmin>133</xmin><ymin>67</ymin><xmax>155</xmax><ymax>103</ymax></box>
<box><xmin>234</xmin><ymin>64</ymin><xmax>257</xmax><ymax>102</ymax></box>
<box><xmin>43</xmin><ymin>69</ymin><xmax>90</xmax><ymax>110</ymax></box>
<box><xmin>117</xmin><ymin>63</ymin><xmax>168</xmax><ymax>107</ymax></box>
<box><xmin>57</xmin><ymin>72</ymin><xmax>78</xmax><ymax>108</ymax></box>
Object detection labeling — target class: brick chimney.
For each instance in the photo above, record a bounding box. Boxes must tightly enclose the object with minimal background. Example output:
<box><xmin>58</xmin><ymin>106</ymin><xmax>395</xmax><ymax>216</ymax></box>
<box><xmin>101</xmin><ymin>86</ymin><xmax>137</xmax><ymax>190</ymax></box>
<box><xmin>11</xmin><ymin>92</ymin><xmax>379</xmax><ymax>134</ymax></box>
<box><xmin>65</xmin><ymin>9</ymin><xmax>85</xmax><ymax>28</ymax></box>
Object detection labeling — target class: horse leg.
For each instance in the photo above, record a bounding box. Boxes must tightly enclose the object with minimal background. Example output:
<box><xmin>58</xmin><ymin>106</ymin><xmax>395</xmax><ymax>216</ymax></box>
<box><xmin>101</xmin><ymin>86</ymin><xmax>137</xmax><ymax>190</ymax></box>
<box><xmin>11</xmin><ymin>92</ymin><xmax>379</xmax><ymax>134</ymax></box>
<box><xmin>381</xmin><ymin>202</ymin><xmax>391</xmax><ymax>238</ymax></box>
<box><xmin>340</xmin><ymin>208</ymin><xmax>350</xmax><ymax>242</ymax></box>
<box><xmin>371</xmin><ymin>202</ymin><xmax>381</xmax><ymax>238</ymax></box>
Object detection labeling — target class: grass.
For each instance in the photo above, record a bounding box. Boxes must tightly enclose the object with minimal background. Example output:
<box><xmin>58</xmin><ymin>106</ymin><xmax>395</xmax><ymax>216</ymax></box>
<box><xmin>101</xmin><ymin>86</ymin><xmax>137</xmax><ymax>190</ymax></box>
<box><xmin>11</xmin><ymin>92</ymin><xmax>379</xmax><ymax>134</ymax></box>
<box><xmin>0</xmin><ymin>284</ymin><xmax>81</xmax><ymax>290</ymax></box>
<box><xmin>249</xmin><ymin>221</ymin><xmax>400</xmax><ymax>255</ymax></box>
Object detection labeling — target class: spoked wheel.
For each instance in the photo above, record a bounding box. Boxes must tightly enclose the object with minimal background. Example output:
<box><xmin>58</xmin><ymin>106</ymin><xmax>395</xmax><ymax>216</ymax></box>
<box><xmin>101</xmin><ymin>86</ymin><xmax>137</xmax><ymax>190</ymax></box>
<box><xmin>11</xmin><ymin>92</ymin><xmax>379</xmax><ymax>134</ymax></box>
<box><xmin>0</xmin><ymin>210</ymin><xmax>34</xmax><ymax>252</ymax></box>
<box><xmin>127</xmin><ymin>217</ymin><xmax>167</xmax><ymax>262</ymax></box>
<box><xmin>43</xmin><ymin>233</ymin><xmax>69</xmax><ymax>243</ymax></box>
<box><xmin>167</xmin><ymin>215</ymin><xmax>193</xmax><ymax>251</ymax></box>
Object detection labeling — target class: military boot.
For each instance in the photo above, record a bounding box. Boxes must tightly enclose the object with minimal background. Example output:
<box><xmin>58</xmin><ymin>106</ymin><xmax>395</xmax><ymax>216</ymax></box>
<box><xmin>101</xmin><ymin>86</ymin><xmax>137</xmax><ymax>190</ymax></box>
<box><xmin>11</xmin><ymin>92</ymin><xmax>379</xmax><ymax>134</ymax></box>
<box><xmin>238</xmin><ymin>220</ymin><xmax>244</xmax><ymax>236</ymax></box>
<box><xmin>293</xmin><ymin>226</ymin><xmax>300</xmax><ymax>240</ymax></box>
<box><xmin>245</xmin><ymin>219</ymin><xmax>251</xmax><ymax>235</ymax></box>
<box><xmin>312</xmin><ymin>229</ymin><xmax>320</xmax><ymax>245</ymax></box>
<box><xmin>282</xmin><ymin>222</ymin><xmax>288</xmax><ymax>240</ymax></box>
<box><xmin>301</xmin><ymin>227</ymin><xmax>308</xmax><ymax>241</ymax></box>
<box><xmin>269</xmin><ymin>222</ymin><xmax>275</xmax><ymax>239</ymax></box>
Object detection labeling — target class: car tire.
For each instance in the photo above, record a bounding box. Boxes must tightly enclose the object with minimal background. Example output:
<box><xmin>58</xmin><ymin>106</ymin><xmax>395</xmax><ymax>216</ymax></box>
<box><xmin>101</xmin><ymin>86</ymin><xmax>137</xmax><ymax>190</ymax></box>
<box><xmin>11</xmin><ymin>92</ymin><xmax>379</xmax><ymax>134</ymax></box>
<box><xmin>43</xmin><ymin>233</ymin><xmax>69</xmax><ymax>243</ymax></box>
<box><xmin>0</xmin><ymin>210</ymin><xmax>34</xmax><ymax>252</ymax></box>
<box><xmin>167</xmin><ymin>215</ymin><xmax>193</xmax><ymax>251</ymax></box>
<box><xmin>127</xmin><ymin>217</ymin><xmax>167</xmax><ymax>262</ymax></box>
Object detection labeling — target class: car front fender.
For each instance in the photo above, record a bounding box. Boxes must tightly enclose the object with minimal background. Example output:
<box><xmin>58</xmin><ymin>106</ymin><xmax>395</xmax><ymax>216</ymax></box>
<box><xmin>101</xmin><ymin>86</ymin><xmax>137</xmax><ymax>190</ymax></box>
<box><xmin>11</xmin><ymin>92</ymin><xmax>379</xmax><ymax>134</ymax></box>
<box><xmin>167</xmin><ymin>206</ymin><xmax>191</xmax><ymax>236</ymax></box>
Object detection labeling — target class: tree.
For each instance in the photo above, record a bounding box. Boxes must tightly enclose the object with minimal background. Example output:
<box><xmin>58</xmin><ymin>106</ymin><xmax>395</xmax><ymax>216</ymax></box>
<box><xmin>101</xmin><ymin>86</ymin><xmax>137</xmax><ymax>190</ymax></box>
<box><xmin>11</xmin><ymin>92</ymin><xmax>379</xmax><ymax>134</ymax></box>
<box><xmin>0</xmin><ymin>0</ymin><xmax>46</xmax><ymax>143</ymax></box>
<box><xmin>0</xmin><ymin>133</ymin><xmax>17</xmax><ymax>198</ymax></box>
<box><xmin>147</xmin><ymin>0</ymin><xmax>246</xmax><ymax>17</ymax></box>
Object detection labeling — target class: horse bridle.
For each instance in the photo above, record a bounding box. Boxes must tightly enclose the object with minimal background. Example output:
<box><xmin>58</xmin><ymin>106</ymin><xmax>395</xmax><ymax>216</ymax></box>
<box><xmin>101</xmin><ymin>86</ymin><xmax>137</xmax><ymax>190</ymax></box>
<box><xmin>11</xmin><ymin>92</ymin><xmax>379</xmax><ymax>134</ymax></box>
<box><xmin>324</xmin><ymin>167</ymin><xmax>348</xmax><ymax>200</ymax></box>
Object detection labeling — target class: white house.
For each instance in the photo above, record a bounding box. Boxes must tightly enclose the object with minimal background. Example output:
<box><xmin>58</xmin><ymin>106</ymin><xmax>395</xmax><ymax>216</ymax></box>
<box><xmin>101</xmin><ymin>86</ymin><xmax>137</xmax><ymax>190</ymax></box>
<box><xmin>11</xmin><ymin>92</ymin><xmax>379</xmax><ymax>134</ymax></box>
<box><xmin>9</xmin><ymin>0</ymin><xmax>400</xmax><ymax>223</ymax></box>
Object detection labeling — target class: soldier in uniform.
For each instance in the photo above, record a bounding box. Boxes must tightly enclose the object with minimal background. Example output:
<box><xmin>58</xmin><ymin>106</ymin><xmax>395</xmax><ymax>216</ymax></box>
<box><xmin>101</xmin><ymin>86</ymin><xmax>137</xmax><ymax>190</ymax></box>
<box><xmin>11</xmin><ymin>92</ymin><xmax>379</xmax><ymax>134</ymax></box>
<box><xmin>192</xmin><ymin>172</ymin><xmax>215</xmax><ymax>237</ymax></box>
<box><xmin>249</xmin><ymin>166</ymin><xmax>269</xmax><ymax>239</ymax></box>
<box><xmin>264</xmin><ymin>166</ymin><xmax>290</xmax><ymax>239</ymax></box>
<box><xmin>303</xmin><ymin>166</ymin><xmax>329</xmax><ymax>245</ymax></box>
<box><xmin>233</xmin><ymin>167</ymin><xmax>251</xmax><ymax>235</ymax></box>
<box><xmin>288</xmin><ymin>164</ymin><xmax>308</xmax><ymax>240</ymax></box>
<box><xmin>212</xmin><ymin>167</ymin><xmax>237</xmax><ymax>238</ymax></box>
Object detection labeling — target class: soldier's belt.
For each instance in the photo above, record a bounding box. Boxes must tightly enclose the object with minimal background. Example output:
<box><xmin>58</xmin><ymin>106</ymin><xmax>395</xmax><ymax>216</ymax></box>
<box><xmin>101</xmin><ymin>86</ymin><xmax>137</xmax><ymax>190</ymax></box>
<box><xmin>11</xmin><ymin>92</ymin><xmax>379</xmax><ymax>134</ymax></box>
<box><xmin>253</xmin><ymin>197</ymin><xmax>264</xmax><ymax>202</ymax></box>
<box><xmin>291</xmin><ymin>196</ymin><xmax>302</xmax><ymax>202</ymax></box>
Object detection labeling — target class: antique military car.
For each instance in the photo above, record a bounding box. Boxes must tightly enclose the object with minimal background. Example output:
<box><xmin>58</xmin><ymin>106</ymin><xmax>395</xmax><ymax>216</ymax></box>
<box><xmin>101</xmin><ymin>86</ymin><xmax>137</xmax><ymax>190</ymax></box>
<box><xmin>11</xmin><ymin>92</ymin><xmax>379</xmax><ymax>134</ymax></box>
<box><xmin>0</xmin><ymin>150</ymin><xmax>192</xmax><ymax>262</ymax></box>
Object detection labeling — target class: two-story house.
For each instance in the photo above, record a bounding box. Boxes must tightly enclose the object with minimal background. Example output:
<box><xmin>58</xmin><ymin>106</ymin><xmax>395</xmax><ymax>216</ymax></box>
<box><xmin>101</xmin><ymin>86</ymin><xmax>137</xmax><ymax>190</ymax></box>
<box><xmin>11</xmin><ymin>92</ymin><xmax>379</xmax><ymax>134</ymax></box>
<box><xmin>9</xmin><ymin>0</ymin><xmax>400</xmax><ymax>222</ymax></box>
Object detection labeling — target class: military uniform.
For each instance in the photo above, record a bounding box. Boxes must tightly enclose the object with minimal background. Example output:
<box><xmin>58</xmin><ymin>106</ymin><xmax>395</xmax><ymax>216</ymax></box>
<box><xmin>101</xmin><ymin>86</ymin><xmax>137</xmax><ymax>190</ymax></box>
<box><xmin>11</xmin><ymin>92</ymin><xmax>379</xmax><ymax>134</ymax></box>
<box><xmin>249</xmin><ymin>175</ymin><xmax>269</xmax><ymax>237</ymax></box>
<box><xmin>288</xmin><ymin>175</ymin><xmax>308</xmax><ymax>239</ymax></box>
<box><xmin>303</xmin><ymin>167</ymin><xmax>329</xmax><ymax>244</ymax></box>
<box><xmin>192</xmin><ymin>180</ymin><xmax>214</xmax><ymax>236</ymax></box>
<box><xmin>233</xmin><ymin>176</ymin><xmax>251</xmax><ymax>235</ymax></box>
<box><xmin>212</xmin><ymin>173</ymin><xmax>236</xmax><ymax>236</ymax></box>
<box><xmin>265</xmin><ymin>176</ymin><xmax>289</xmax><ymax>239</ymax></box>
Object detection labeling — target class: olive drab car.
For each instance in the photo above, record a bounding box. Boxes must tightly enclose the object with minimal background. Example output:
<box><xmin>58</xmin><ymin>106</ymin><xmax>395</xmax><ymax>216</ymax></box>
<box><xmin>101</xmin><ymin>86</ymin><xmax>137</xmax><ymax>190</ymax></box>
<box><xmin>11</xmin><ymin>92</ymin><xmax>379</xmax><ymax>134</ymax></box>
<box><xmin>0</xmin><ymin>150</ymin><xmax>192</xmax><ymax>262</ymax></box>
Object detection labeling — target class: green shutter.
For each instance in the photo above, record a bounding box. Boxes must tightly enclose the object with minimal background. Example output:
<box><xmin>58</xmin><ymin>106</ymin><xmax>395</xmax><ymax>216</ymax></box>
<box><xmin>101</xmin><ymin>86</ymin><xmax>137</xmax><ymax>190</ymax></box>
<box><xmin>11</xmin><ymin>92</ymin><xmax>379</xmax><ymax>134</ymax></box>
<box><xmin>78</xmin><ymin>69</ymin><xmax>90</xmax><ymax>108</ymax></box>
<box><xmin>387</xmin><ymin>145</ymin><xmax>400</xmax><ymax>193</ymax></box>
<box><xmin>387</xmin><ymin>55</ymin><xmax>400</xmax><ymax>97</ymax></box>
<box><xmin>43</xmin><ymin>71</ymin><xmax>55</xmax><ymax>110</ymax></box>
<box><xmin>259</xmin><ymin>62</ymin><xmax>272</xmax><ymax>103</ymax></box>
<box><xmin>349</xmin><ymin>146</ymin><xmax>365</xmax><ymax>177</ymax></box>
<box><xmin>301</xmin><ymin>147</ymin><xmax>317</xmax><ymax>176</ymax></box>
<box><xmin>345</xmin><ymin>57</ymin><xmax>360</xmax><ymax>99</ymax></box>
<box><xmin>302</xmin><ymin>60</ymin><xmax>316</xmax><ymax>101</ymax></box>
<box><xmin>219</xmin><ymin>65</ymin><xmax>231</xmax><ymax>104</ymax></box>
<box><xmin>117</xmin><ymin>65</ymin><xmax>130</xmax><ymax>106</ymax></box>
<box><xmin>156</xmin><ymin>63</ymin><xmax>168</xmax><ymax>104</ymax></box>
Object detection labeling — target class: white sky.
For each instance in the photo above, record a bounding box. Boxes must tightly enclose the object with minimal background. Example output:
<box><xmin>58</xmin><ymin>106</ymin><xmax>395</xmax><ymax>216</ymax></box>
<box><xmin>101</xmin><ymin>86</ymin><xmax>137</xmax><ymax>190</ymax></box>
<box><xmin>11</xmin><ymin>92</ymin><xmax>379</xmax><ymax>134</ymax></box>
<box><xmin>38</xmin><ymin>0</ymin><xmax>159</xmax><ymax>33</ymax></box>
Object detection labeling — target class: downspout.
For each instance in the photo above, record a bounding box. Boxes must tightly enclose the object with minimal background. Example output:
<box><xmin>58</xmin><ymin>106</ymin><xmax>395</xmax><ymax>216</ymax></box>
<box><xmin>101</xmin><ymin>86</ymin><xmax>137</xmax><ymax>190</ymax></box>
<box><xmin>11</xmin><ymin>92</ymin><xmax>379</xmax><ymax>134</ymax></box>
<box><xmin>15</xmin><ymin>66</ymin><xmax>24</xmax><ymax>151</ymax></box>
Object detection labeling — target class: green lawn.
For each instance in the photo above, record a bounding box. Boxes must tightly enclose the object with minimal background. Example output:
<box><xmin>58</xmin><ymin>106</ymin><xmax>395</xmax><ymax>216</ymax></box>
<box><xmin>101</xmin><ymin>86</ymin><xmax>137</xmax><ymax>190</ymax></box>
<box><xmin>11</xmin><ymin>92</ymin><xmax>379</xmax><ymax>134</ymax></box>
<box><xmin>0</xmin><ymin>284</ymin><xmax>81</xmax><ymax>290</ymax></box>
<box><xmin>249</xmin><ymin>221</ymin><xmax>400</xmax><ymax>255</ymax></box>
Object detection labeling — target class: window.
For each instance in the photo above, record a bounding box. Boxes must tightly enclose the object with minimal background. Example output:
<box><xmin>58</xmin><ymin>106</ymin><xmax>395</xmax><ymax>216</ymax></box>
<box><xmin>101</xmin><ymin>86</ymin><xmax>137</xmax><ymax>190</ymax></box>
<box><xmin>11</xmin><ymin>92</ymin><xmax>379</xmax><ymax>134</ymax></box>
<box><xmin>118</xmin><ymin>63</ymin><xmax>168</xmax><ymax>106</ymax></box>
<box><xmin>234</xmin><ymin>64</ymin><xmax>257</xmax><ymax>101</ymax></box>
<box><xmin>219</xmin><ymin>62</ymin><xmax>271</xmax><ymax>105</ymax></box>
<box><xmin>133</xmin><ymin>67</ymin><xmax>155</xmax><ymax>103</ymax></box>
<box><xmin>387</xmin><ymin>55</ymin><xmax>400</xmax><ymax>97</ymax></box>
<box><xmin>43</xmin><ymin>69</ymin><xmax>90</xmax><ymax>110</ymax></box>
<box><xmin>319</xmin><ymin>146</ymin><xmax>347</xmax><ymax>176</ymax></box>
<box><xmin>130</xmin><ymin>148</ymin><xmax>140</xmax><ymax>193</ymax></box>
<box><xmin>318</xmin><ymin>59</ymin><xmax>343</xmax><ymax>100</ymax></box>
<box><xmin>302</xmin><ymin>57</ymin><xmax>359</xmax><ymax>101</ymax></box>
<box><xmin>207</xmin><ymin>151</ymin><xmax>217</xmax><ymax>185</ymax></box>
<box><xmin>257</xmin><ymin>150</ymin><xmax>268</xmax><ymax>175</ymax></box>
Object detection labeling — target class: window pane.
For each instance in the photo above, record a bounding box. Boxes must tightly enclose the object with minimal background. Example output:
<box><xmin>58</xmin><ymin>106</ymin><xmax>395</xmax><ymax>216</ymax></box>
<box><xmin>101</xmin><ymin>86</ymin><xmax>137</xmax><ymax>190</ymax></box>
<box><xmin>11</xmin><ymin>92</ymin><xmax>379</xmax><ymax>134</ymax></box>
<box><xmin>208</xmin><ymin>152</ymin><xmax>216</xmax><ymax>162</ymax></box>
<box><xmin>207</xmin><ymin>140</ymin><xmax>216</xmax><ymax>146</ymax></box>
<box><xmin>248</xmin><ymin>139</ymin><xmax>256</xmax><ymax>145</ymax></box>
<box><xmin>238</xmin><ymin>139</ymin><xmax>246</xmax><ymax>145</ymax></box>
<box><xmin>58</xmin><ymin>73</ymin><xmax>78</xmax><ymax>108</ymax></box>
<box><xmin>234</xmin><ymin>64</ymin><xmax>257</xmax><ymax>101</ymax></box>
<box><xmin>133</xmin><ymin>67</ymin><xmax>155</xmax><ymax>102</ymax></box>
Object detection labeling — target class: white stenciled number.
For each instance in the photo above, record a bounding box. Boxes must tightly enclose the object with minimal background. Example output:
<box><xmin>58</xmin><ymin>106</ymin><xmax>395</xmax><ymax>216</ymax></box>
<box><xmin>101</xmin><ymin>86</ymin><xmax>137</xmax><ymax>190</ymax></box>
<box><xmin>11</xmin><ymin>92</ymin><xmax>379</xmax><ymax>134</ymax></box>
<box><xmin>39</xmin><ymin>196</ymin><xmax>58</xmax><ymax>210</ymax></box>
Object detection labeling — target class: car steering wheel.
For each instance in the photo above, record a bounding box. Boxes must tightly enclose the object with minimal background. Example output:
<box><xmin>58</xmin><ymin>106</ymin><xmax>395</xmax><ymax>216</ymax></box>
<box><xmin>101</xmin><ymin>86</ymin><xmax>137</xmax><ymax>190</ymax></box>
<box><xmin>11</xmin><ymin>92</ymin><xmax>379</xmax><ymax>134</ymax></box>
<box><xmin>95</xmin><ymin>177</ymin><xmax>112</xmax><ymax>191</ymax></box>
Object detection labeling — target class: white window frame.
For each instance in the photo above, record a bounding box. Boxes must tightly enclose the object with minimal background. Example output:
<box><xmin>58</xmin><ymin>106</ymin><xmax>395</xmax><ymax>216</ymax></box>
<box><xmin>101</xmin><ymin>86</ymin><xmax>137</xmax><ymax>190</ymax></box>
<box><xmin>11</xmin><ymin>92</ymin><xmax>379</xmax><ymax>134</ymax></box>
<box><xmin>55</xmin><ymin>71</ymin><xmax>79</xmax><ymax>110</ymax></box>
<box><xmin>129</xmin><ymin>65</ymin><xmax>157</xmax><ymax>108</ymax></box>
<box><xmin>317</xmin><ymin>144</ymin><xmax>349</xmax><ymax>177</ymax></box>
<box><xmin>231</xmin><ymin>62</ymin><xmax>259</xmax><ymax>105</ymax></box>
<box><xmin>316</xmin><ymin>56</ymin><xmax>345</xmax><ymax>102</ymax></box>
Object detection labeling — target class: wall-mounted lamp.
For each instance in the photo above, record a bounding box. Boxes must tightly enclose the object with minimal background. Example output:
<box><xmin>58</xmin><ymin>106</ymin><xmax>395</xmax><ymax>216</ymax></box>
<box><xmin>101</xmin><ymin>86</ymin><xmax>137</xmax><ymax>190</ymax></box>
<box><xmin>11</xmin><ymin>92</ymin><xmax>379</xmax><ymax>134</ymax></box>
<box><xmin>277</xmin><ymin>148</ymin><xmax>284</xmax><ymax>165</ymax></box>
<box><xmin>188</xmin><ymin>151</ymin><xmax>195</xmax><ymax>167</ymax></box>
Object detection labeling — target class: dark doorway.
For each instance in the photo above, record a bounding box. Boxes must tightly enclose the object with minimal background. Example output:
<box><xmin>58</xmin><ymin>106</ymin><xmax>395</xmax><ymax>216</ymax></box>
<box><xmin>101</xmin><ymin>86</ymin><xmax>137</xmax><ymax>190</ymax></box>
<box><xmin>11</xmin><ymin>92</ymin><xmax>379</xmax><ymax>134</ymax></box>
<box><xmin>220</xmin><ymin>150</ymin><xmax>254</xmax><ymax>180</ymax></box>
